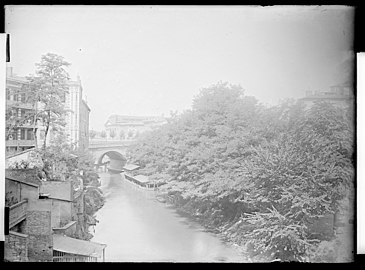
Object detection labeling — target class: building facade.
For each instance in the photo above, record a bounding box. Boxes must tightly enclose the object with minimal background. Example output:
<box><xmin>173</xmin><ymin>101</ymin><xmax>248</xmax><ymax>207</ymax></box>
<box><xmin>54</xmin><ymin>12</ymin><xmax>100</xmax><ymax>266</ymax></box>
<box><xmin>5</xmin><ymin>67</ymin><xmax>90</xmax><ymax>152</ymax></box>
<box><xmin>64</xmin><ymin>77</ymin><xmax>91</xmax><ymax>152</ymax></box>
<box><xmin>299</xmin><ymin>83</ymin><xmax>354</xmax><ymax>109</ymax></box>
<box><xmin>5</xmin><ymin>168</ymin><xmax>106</xmax><ymax>262</ymax></box>
<box><xmin>5</xmin><ymin>67</ymin><xmax>40</xmax><ymax>153</ymax></box>
<box><xmin>103</xmin><ymin>115</ymin><xmax>167</xmax><ymax>140</ymax></box>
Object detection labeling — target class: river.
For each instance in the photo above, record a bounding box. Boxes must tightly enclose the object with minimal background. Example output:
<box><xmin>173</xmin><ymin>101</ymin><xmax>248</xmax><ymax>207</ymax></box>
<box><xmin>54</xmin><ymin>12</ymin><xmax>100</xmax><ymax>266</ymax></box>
<box><xmin>91</xmin><ymin>172</ymin><xmax>246</xmax><ymax>262</ymax></box>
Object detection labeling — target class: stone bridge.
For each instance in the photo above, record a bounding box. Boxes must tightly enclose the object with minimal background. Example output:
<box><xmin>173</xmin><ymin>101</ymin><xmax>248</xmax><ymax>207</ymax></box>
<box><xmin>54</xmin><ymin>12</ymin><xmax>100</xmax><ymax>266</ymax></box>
<box><xmin>88</xmin><ymin>140</ymin><xmax>137</xmax><ymax>172</ymax></box>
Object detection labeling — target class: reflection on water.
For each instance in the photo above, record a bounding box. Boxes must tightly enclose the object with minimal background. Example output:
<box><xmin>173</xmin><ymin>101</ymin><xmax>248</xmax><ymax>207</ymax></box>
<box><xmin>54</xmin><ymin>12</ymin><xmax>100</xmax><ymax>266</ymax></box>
<box><xmin>92</xmin><ymin>172</ymin><xmax>245</xmax><ymax>262</ymax></box>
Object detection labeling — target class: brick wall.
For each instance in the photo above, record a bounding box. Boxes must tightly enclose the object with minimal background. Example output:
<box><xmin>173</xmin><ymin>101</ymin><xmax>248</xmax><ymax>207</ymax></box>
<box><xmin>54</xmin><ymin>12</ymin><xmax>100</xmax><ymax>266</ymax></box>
<box><xmin>27</xmin><ymin>210</ymin><xmax>52</xmax><ymax>235</ymax></box>
<box><xmin>27</xmin><ymin>235</ymin><xmax>53</xmax><ymax>262</ymax></box>
<box><xmin>4</xmin><ymin>231</ymin><xmax>28</xmax><ymax>262</ymax></box>
<box><xmin>26</xmin><ymin>210</ymin><xmax>53</xmax><ymax>261</ymax></box>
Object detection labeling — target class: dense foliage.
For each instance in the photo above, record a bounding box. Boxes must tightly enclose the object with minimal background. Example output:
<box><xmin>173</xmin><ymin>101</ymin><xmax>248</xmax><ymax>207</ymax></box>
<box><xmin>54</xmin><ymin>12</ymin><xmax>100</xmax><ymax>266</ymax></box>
<box><xmin>127</xmin><ymin>82</ymin><xmax>354</xmax><ymax>262</ymax></box>
<box><xmin>24</xmin><ymin>53</ymin><xmax>71</xmax><ymax>149</ymax></box>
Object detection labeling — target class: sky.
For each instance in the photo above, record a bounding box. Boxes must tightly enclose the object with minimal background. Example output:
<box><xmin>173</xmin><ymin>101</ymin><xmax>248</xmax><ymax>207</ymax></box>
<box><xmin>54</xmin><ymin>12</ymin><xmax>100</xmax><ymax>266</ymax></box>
<box><xmin>5</xmin><ymin>5</ymin><xmax>354</xmax><ymax>131</ymax></box>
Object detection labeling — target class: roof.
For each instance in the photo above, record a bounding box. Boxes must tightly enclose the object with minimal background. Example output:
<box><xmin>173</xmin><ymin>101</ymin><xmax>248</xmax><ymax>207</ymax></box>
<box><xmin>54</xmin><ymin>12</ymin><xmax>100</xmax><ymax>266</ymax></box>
<box><xmin>105</xmin><ymin>114</ymin><xmax>166</xmax><ymax>126</ymax></box>
<box><xmin>6</xmin><ymin>75</ymin><xmax>28</xmax><ymax>84</ymax></box>
<box><xmin>6</xmin><ymin>148</ymin><xmax>37</xmax><ymax>159</ymax></box>
<box><xmin>123</xmin><ymin>164</ymin><xmax>140</xmax><ymax>171</ymax></box>
<box><xmin>5</xmin><ymin>176</ymin><xmax>39</xmax><ymax>188</ymax></box>
<box><xmin>67</xmin><ymin>80</ymin><xmax>82</xmax><ymax>86</ymax></box>
<box><xmin>53</xmin><ymin>234</ymin><xmax>106</xmax><ymax>258</ymax></box>
<box><xmin>134</xmin><ymin>174</ymin><xmax>150</xmax><ymax>183</ymax></box>
<box><xmin>5</xmin><ymin>169</ymin><xmax>43</xmax><ymax>186</ymax></box>
<box><xmin>300</xmin><ymin>95</ymin><xmax>353</xmax><ymax>101</ymax></box>
<box><xmin>81</xmin><ymin>99</ymin><xmax>91</xmax><ymax>112</ymax></box>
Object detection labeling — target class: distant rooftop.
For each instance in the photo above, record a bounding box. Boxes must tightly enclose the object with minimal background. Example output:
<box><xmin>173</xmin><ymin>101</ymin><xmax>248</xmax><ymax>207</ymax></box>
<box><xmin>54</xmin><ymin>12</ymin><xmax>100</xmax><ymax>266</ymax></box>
<box><xmin>134</xmin><ymin>175</ymin><xmax>150</xmax><ymax>183</ymax></box>
<box><xmin>6</xmin><ymin>67</ymin><xmax>28</xmax><ymax>83</ymax></box>
<box><xmin>302</xmin><ymin>84</ymin><xmax>353</xmax><ymax>101</ymax></box>
<box><xmin>105</xmin><ymin>114</ymin><xmax>167</xmax><ymax>127</ymax></box>
<box><xmin>123</xmin><ymin>164</ymin><xmax>140</xmax><ymax>171</ymax></box>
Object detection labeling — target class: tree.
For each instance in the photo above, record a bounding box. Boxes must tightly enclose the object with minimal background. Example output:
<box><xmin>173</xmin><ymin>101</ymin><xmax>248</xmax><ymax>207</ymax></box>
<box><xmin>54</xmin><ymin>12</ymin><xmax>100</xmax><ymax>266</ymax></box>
<box><xmin>119</xmin><ymin>130</ymin><xmax>125</xmax><ymax>140</ymax></box>
<box><xmin>127</xmin><ymin>82</ymin><xmax>354</xmax><ymax>262</ymax></box>
<box><xmin>109</xmin><ymin>129</ymin><xmax>116</xmax><ymax>139</ymax></box>
<box><xmin>100</xmin><ymin>130</ymin><xmax>107</xmax><ymax>139</ymax></box>
<box><xmin>89</xmin><ymin>130</ymin><xmax>97</xmax><ymax>139</ymax></box>
<box><xmin>127</xmin><ymin>129</ymin><xmax>134</xmax><ymax>139</ymax></box>
<box><xmin>25</xmin><ymin>53</ymin><xmax>71</xmax><ymax>149</ymax></box>
<box><xmin>237</xmin><ymin>101</ymin><xmax>354</xmax><ymax>261</ymax></box>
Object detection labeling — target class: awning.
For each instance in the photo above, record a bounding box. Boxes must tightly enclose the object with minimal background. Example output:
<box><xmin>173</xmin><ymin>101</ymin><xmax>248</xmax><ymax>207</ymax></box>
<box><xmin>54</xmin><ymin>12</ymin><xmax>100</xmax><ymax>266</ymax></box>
<box><xmin>53</xmin><ymin>234</ymin><xmax>106</xmax><ymax>258</ymax></box>
<box><xmin>123</xmin><ymin>164</ymin><xmax>140</xmax><ymax>171</ymax></box>
<box><xmin>134</xmin><ymin>175</ymin><xmax>150</xmax><ymax>183</ymax></box>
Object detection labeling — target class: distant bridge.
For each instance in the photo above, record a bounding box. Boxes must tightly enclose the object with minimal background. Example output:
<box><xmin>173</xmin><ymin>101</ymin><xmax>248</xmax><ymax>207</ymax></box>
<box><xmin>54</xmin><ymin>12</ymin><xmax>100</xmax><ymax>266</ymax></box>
<box><xmin>88</xmin><ymin>140</ymin><xmax>137</xmax><ymax>172</ymax></box>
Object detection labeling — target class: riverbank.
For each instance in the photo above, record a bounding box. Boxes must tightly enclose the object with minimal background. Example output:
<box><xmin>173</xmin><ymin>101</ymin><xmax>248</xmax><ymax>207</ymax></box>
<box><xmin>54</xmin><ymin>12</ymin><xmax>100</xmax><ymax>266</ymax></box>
<box><xmin>154</xmin><ymin>192</ymin><xmax>255</xmax><ymax>262</ymax></box>
<box><xmin>154</xmin><ymin>190</ymin><xmax>354</xmax><ymax>263</ymax></box>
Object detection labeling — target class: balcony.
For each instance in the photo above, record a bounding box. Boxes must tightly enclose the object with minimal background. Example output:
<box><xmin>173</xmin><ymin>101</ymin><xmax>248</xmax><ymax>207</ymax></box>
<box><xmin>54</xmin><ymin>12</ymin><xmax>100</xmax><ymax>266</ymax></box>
<box><xmin>6</xmin><ymin>139</ymin><xmax>36</xmax><ymax>147</ymax></box>
<box><xmin>9</xmin><ymin>200</ymin><xmax>28</xmax><ymax>228</ymax></box>
<box><xmin>6</xmin><ymin>100</ymin><xmax>35</xmax><ymax>110</ymax></box>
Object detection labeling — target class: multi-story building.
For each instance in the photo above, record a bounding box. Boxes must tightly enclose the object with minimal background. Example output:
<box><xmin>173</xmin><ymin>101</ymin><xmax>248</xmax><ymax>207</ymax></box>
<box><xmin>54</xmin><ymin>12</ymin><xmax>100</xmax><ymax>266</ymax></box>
<box><xmin>79</xmin><ymin>99</ymin><xmax>91</xmax><ymax>151</ymax></box>
<box><xmin>5</xmin><ymin>67</ymin><xmax>40</xmax><ymax>153</ymax></box>
<box><xmin>5</xmin><ymin>67</ymin><xmax>90</xmax><ymax>152</ymax></box>
<box><xmin>104</xmin><ymin>115</ymin><xmax>167</xmax><ymax>140</ymax></box>
<box><xmin>5</xmin><ymin>168</ymin><xmax>106</xmax><ymax>262</ymax></box>
<box><xmin>64</xmin><ymin>77</ymin><xmax>91</xmax><ymax>152</ymax></box>
<box><xmin>299</xmin><ymin>83</ymin><xmax>354</xmax><ymax>109</ymax></box>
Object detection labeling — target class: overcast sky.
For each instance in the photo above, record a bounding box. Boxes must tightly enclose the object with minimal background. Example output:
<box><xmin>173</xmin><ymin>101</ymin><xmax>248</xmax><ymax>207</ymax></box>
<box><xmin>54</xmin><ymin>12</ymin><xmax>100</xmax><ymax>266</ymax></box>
<box><xmin>5</xmin><ymin>5</ymin><xmax>354</xmax><ymax>130</ymax></box>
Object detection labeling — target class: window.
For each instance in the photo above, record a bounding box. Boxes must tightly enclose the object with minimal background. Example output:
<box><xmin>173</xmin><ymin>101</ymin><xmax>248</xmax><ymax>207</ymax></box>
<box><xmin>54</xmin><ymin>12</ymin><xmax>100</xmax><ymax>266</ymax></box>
<box><xmin>20</xmin><ymin>93</ymin><xmax>26</xmax><ymax>102</ymax></box>
<box><xmin>27</xmin><ymin>129</ymin><xmax>34</xmax><ymax>140</ymax></box>
<box><xmin>61</xmin><ymin>92</ymin><xmax>66</xmax><ymax>103</ymax></box>
<box><xmin>18</xmin><ymin>109</ymin><xmax>26</xmax><ymax>118</ymax></box>
<box><xmin>20</xmin><ymin>129</ymin><xmax>26</xmax><ymax>140</ymax></box>
<box><xmin>10</xmin><ymin>109</ymin><xmax>16</xmax><ymax>117</ymax></box>
<box><xmin>6</xmin><ymin>88</ymin><xmax>11</xmax><ymax>100</ymax></box>
<box><xmin>8</xmin><ymin>130</ymin><xmax>17</xmax><ymax>140</ymax></box>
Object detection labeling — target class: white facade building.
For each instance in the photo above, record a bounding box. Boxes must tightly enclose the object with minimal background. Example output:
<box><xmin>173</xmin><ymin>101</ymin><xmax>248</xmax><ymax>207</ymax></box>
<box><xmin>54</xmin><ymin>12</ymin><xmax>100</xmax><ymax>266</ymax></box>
<box><xmin>64</xmin><ymin>77</ymin><xmax>90</xmax><ymax>151</ymax></box>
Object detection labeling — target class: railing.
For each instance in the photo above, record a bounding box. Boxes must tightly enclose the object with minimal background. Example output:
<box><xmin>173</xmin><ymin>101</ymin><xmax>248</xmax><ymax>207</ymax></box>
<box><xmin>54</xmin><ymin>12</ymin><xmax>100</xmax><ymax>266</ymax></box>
<box><xmin>9</xmin><ymin>200</ymin><xmax>28</xmax><ymax>228</ymax></box>
<box><xmin>53</xmin><ymin>221</ymin><xmax>77</xmax><ymax>237</ymax></box>
<box><xmin>53</xmin><ymin>255</ymin><xmax>97</xmax><ymax>262</ymax></box>
<box><xmin>88</xmin><ymin>139</ymin><xmax>136</xmax><ymax>148</ymax></box>
<box><xmin>6</xmin><ymin>139</ymin><xmax>36</xmax><ymax>147</ymax></box>
<box><xmin>6</xmin><ymin>100</ymin><xmax>35</xmax><ymax>110</ymax></box>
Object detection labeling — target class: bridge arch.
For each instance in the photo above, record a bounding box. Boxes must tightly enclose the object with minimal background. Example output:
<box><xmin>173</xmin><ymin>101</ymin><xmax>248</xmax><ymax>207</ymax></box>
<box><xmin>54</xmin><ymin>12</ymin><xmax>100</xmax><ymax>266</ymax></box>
<box><xmin>97</xmin><ymin>150</ymin><xmax>127</xmax><ymax>172</ymax></box>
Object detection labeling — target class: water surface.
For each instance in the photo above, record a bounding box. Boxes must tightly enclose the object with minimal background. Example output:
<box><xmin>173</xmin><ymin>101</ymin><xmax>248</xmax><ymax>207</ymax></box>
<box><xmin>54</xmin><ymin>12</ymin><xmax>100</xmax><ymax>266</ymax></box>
<box><xmin>92</xmin><ymin>172</ymin><xmax>245</xmax><ymax>262</ymax></box>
